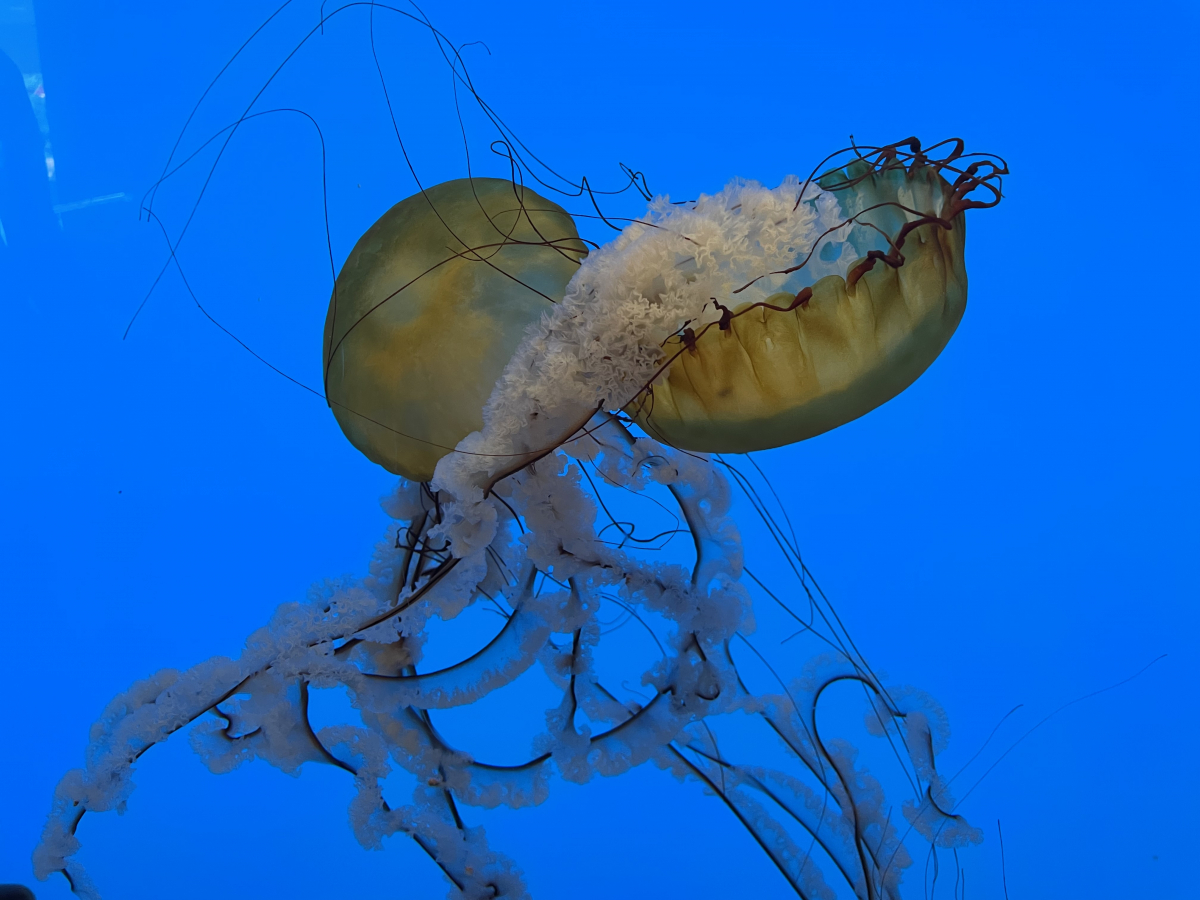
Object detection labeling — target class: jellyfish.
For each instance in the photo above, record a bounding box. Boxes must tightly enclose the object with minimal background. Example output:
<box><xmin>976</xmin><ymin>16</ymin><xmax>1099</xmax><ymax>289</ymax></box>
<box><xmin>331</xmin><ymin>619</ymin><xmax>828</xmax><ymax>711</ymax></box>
<box><xmin>23</xmin><ymin>1</ymin><xmax>1018</xmax><ymax>893</ymax></box>
<box><xmin>34</xmin><ymin>122</ymin><xmax>1007</xmax><ymax>899</ymax></box>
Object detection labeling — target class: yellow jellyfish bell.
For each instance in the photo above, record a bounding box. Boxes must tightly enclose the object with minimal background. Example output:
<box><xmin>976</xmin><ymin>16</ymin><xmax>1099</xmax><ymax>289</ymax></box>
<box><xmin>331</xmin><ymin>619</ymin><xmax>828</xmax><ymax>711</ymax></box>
<box><xmin>629</xmin><ymin>154</ymin><xmax>980</xmax><ymax>453</ymax></box>
<box><xmin>323</xmin><ymin>178</ymin><xmax>586</xmax><ymax>481</ymax></box>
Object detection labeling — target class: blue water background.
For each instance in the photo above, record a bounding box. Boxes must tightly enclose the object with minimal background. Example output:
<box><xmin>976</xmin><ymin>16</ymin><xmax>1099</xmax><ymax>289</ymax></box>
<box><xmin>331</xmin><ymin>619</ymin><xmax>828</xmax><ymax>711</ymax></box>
<box><xmin>1</xmin><ymin>1</ymin><xmax>1196</xmax><ymax>897</ymax></box>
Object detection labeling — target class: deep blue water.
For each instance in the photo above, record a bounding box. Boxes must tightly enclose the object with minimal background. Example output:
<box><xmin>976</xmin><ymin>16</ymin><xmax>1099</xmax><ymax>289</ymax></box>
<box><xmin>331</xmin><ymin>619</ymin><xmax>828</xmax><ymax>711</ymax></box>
<box><xmin>1</xmin><ymin>2</ymin><xmax>1196</xmax><ymax>898</ymax></box>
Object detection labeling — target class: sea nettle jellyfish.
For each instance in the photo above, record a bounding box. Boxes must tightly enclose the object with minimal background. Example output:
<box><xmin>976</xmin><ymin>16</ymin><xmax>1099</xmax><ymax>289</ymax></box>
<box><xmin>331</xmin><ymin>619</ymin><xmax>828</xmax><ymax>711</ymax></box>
<box><xmin>35</xmin><ymin>126</ymin><xmax>1007</xmax><ymax>899</ymax></box>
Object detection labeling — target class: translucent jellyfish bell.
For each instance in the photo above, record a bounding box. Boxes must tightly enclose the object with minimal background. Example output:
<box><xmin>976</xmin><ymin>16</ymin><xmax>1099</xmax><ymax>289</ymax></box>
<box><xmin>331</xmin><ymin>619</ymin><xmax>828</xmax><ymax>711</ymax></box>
<box><xmin>628</xmin><ymin>147</ymin><xmax>996</xmax><ymax>452</ymax></box>
<box><xmin>323</xmin><ymin>177</ymin><xmax>586</xmax><ymax>481</ymax></box>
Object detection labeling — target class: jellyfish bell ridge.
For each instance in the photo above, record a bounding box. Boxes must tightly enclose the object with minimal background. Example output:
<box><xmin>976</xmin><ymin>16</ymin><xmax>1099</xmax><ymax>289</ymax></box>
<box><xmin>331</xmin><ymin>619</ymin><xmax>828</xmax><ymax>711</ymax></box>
<box><xmin>323</xmin><ymin>177</ymin><xmax>587</xmax><ymax>482</ymax></box>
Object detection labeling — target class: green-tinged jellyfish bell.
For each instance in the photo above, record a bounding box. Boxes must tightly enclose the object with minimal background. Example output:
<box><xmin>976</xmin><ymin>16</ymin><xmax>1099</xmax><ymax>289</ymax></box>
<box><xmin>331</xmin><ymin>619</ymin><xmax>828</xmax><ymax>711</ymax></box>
<box><xmin>629</xmin><ymin>147</ymin><xmax>997</xmax><ymax>453</ymax></box>
<box><xmin>323</xmin><ymin>178</ymin><xmax>586</xmax><ymax>481</ymax></box>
